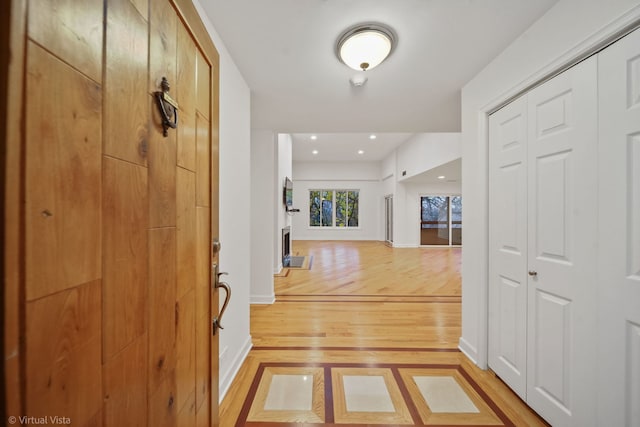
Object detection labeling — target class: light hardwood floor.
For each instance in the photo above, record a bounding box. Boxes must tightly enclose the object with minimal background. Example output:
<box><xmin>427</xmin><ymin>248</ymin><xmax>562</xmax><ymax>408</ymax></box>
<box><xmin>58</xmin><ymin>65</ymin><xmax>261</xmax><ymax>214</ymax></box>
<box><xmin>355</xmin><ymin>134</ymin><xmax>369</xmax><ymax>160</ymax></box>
<box><xmin>220</xmin><ymin>241</ymin><xmax>549</xmax><ymax>426</ymax></box>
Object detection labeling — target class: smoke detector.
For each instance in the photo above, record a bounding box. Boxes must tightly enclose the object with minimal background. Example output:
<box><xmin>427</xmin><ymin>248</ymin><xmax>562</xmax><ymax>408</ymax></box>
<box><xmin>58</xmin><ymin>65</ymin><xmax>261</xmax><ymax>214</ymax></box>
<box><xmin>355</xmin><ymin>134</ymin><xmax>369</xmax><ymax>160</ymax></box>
<box><xmin>350</xmin><ymin>74</ymin><xmax>368</xmax><ymax>87</ymax></box>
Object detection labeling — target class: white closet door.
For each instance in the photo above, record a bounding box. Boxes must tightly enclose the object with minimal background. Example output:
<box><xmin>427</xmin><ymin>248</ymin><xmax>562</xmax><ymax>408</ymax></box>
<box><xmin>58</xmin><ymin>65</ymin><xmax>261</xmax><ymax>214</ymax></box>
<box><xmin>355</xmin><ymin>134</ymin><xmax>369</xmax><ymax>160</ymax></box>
<box><xmin>488</xmin><ymin>96</ymin><xmax>528</xmax><ymax>399</ymax></box>
<box><xmin>526</xmin><ymin>56</ymin><xmax>598</xmax><ymax>426</ymax></box>
<box><xmin>598</xmin><ymin>27</ymin><xmax>640</xmax><ymax>427</ymax></box>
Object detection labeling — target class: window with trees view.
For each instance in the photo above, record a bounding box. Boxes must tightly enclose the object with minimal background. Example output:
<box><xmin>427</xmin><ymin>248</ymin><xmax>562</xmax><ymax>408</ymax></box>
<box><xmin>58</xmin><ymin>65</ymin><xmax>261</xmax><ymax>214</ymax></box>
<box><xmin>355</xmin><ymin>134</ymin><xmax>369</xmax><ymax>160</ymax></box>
<box><xmin>309</xmin><ymin>190</ymin><xmax>359</xmax><ymax>227</ymax></box>
<box><xmin>420</xmin><ymin>195</ymin><xmax>462</xmax><ymax>245</ymax></box>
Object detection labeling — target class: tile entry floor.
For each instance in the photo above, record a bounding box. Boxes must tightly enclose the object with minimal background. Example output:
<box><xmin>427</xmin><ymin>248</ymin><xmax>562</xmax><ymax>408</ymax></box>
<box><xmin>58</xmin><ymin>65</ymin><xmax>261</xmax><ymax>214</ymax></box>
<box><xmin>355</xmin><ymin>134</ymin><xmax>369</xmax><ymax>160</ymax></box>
<box><xmin>238</xmin><ymin>362</ymin><xmax>512</xmax><ymax>426</ymax></box>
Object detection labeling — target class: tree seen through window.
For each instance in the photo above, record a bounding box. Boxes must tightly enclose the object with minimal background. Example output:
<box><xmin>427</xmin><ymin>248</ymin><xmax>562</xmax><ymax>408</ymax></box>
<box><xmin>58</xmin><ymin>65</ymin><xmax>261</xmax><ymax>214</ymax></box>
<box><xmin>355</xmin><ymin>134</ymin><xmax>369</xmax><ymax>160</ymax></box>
<box><xmin>310</xmin><ymin>189</ymin><xmax>359</xmax><ymax>227</ymax></box>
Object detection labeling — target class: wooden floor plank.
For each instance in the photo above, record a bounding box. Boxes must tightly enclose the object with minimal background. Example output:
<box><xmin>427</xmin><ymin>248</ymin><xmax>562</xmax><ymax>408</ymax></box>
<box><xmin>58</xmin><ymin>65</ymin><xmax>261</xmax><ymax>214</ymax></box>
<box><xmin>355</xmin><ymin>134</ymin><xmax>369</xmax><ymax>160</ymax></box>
<box><xmin>220</xmin><ymin>241</ymin><xmax>548</xmax><ymax>427</ymax></box>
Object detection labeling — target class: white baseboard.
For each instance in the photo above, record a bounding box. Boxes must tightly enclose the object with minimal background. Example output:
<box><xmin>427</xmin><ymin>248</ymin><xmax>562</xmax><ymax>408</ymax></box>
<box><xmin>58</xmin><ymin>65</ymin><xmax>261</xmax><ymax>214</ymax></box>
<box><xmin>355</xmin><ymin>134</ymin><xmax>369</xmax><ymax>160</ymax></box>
<box><xmin>219</xmin><ymin>335</ymin><xmax>253</xmax><ymax>403</ymax></box>
<box><xmin>250</xmin><ymin>294</ymin><xmax>275</xmax><ymax>304</ymax></box>
<box><xmin>392</xmin><ymin>243</ymin><xmax>418</xmax><ymax>248</ymax></box>
<box><xmin>273</xmin><ymin>263</ymin><xmax>283</xmax><ymax>275</ymax></box>
<box><xmin>458</xmin><ymin>337</ymin><xmax>479</xmax><ymax>366</ymax></box>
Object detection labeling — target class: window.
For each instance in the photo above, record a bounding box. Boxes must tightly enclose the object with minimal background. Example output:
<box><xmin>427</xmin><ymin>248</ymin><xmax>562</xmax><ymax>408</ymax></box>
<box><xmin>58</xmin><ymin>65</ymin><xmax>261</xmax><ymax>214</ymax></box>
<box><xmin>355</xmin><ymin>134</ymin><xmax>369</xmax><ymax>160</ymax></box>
<box><xmin>420</xmin><ymin>195</ymin><xmax>462</xmax><ymax>245</ymax></box>
<box><xmin>310</xmin><ymin>189</ymin><xmax>359</xmax><ymax>227</ymax></box>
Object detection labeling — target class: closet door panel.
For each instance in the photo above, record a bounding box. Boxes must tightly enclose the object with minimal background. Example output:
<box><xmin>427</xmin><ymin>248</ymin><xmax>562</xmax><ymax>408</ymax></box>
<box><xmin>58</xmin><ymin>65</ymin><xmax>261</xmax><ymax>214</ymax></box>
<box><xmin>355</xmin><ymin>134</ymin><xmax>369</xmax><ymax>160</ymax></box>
<box><xmin>526</xmin><ymin>56</ymin><xmax>598</xmax><ymax>427</ymax></box>
<box><xmin>488</xmin><ymin>96</ymin><xmax>528</xmax><ymax>399</ymax></box>
<box><xmin>597</xmin><ymin>27</ymin><xmax>640</xmax><ymax>427</ymax></box>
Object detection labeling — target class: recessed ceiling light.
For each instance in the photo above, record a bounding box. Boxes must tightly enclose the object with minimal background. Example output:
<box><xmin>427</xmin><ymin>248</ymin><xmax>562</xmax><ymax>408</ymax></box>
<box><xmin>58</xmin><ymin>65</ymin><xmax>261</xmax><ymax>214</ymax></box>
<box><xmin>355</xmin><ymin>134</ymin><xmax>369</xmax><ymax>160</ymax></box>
<box><xmin>437</xmin><ymin>175</ymin><xmax>446</xmax><ymax>179</ymax></box>
<box><xmin>312</xmin><ymin>150</ymin><xmax>319</xmax><ymax>155</ymax></box>
<box><xmin>369</xmin><ymin>134</ymin><xmax>377</xmax><ymax>140</ymax></box>
<box><xmin>310</xmin><ymin>135</ymin><xmax>317</xmax><ymax>140</ymax></box>
<box><xmin>358</xmin><ymin>150</ymin><xmax>364</xmax><ymax>155</ymax></box>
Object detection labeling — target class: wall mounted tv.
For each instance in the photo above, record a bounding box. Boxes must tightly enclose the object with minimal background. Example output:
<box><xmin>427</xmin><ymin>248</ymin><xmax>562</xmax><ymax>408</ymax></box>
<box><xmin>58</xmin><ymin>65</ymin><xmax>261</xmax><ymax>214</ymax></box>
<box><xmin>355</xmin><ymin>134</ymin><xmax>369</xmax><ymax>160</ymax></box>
<box><xmin>283</xmin><ymin>177</ymin><xmax>293</xmax><ymax>207</ymax></box>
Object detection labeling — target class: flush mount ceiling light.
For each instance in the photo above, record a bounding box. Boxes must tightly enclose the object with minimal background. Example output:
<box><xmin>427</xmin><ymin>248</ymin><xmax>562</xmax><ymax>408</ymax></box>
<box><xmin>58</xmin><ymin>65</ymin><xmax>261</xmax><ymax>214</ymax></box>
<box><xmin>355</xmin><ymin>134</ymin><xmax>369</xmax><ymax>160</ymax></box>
<box><xmin>336</xmin><ymin>23</ymin><xmax>396</xmax><ymax>71</ymax></box>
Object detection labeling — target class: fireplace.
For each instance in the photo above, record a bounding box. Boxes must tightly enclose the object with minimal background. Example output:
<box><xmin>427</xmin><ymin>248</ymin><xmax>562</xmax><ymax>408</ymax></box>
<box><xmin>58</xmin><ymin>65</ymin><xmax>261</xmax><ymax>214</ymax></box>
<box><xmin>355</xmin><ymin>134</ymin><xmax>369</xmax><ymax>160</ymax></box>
<box><xmin>282</xmin><ymin>226</ymin><xmax>291</xmax><ymax>267</ymax></box>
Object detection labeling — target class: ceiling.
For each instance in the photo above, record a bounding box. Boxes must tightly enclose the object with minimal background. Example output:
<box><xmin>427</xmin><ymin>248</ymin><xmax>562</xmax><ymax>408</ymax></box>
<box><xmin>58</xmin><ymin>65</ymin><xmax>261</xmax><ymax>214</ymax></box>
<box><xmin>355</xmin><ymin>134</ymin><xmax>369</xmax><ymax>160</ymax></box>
<box><xmin>290</xmin><ymin>132</ymin><xmax>412</xmax><ymax>162</ymax></box>
<box><xmin>402</xmin><ymin>158</ymin><xmax>461</xmax><ymax>185</ymax></box>
<box><xmin>200</xmin><ymin>0</ymin><xmax>558</xmax><ymax>176</ymax></box>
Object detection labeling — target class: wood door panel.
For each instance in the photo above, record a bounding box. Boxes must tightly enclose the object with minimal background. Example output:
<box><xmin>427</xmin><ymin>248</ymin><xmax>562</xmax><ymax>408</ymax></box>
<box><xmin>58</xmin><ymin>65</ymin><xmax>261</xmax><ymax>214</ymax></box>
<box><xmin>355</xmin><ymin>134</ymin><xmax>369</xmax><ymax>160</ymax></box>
<box><xmin>178</xmin><ymin>112</ymin><xmax>197</xmax><ymax>172</ymax></box>
<box><xmin>25</xmin><ymin>42</ymin><xmax>102</xmax><ymax>301</ymax></box>
<box><xmin>177</xmin><ymin>29</ymin><xmax>196</xmax><ymax>114</ymax></box>
<box><xmin>86</xmin><ymin>410</ymin><xmax>104</xmax><ymax>427</ymax></box>
<box><xmin>149</xmin><ymin>371</ymin><xmax>178</xmax><ymax>427</ymax></box>
<box><xmin>104</xmin><ymin>0</ymin><xmax>149</xmax><ymax>166</ymax></box>
<box><xmin>196</xmin><ymin>49</ymin><xmax>210</xmax><ymax>119</ymax></box>
<box><xmin>177</xmin><ymin>167</ymin><xmax>197</xmax><ymax>298</ymax></box>
<box><xmin>196</xmin><ymin>317</ymin><xmax>211</xmax><ymax>416</ymax></box>
<box><xmin>176</xmin><ymin>24</ymin><xmax>197</xmax><ymax>171</ymax></box>
<box><xmin>195</xmin><ymin>206</ymin><xmax>211</xmax><ymax>321</ymax></box>
<box><xmin>103</xmin><ymin>156</ymin><xmax>149</xmax><ymax>359</ymax></box>
<box><xmin>177</xmin><ymin>390</ymin><xmax>197</xmax><ymax>427</ymax></box>
<box><xmin>5</xmin><ymin>355</ymin><xmax>20</xmax><ymax>420</ymax></box>
<box><xmin>149</xmin><ymin>228</ymin><xmax>177</xmax><ymax>391</ymax></box>
<box><xmin>13</xmin><ymin>0</ymin><xmax>219</xmax><ymax>425</ymax></box>
<box><xmin>130</xmin><ymin>0</ymin><xmax>149</xmax><ymax>19</ymax></box>
<box><xmin>4</xmin><ymin>0</ymin><xmax>25</xmax><ymax>418</ymax></box>
<box><xmin>195</xmin><ymin>205</ymin><xmax>211</xmax><ymax>413</ymax></box>
<box><xmin>103</xmin><ymin>334</ymin><xmax>148</xmax><ymax>427</ymax></box>
<box><xmin>195</xmin><ymin>388</ymin><xmax>210</xmax><ymax>427</ymax></box>
<box><xmin>176</xmin><ymin>289</ymin><xmax>196</xmax><ymax>411</ymax></box>
<box><xmin>149</xmin><ymin>93</ymin><xmax>178</xmax><ymax>228</ymax></box>
<box><xmin>149</xmin><ymin>0</ymin><xmax>177</xmax><ymax>94</ymax></box>
<box><xmin>25</xmin><ymin>280</ymin><xmax>102</xmax><ymax>424</ymax></box>
<box><xmin>28</xmin><ymin>0</ymin><xmax>103</xmax><ymax>83</ymax></box>
<box><xmin>196</xmin><ymin>114</ymin><xmax>211</xmax><ymax>207</ymax></box>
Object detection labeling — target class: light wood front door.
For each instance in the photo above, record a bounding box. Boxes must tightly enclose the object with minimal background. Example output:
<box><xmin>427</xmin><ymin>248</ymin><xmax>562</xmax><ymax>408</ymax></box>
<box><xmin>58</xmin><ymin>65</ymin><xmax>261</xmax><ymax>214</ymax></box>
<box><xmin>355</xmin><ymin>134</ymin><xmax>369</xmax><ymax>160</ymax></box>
<box><xmin>6</xmin><ymin>0</ymin><xmax>220</xmax><ymax>425</ymax></box>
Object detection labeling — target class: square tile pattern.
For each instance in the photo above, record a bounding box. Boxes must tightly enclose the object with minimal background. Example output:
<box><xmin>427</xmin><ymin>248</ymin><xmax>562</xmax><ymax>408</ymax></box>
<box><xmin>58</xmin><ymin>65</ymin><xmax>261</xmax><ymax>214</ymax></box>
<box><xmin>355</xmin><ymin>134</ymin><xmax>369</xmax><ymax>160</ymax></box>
<box><xmin>413</xmin><ymin>376</ymin><xmax>479</xmax><ymax>413</ymax></box>
<box><xmin>264</xmin><ymin>374</ymin><xmax>314</xmax><ymax>410</ymax></box>
<box><xmin>342</xmin><ymin>375</ymin><xmax>395</xmax><ymax>412</ymax></box>
<box><xmin>241</xmin><ymin>363</ymin><xmax>512</xmax><ymax>426</ymax></box>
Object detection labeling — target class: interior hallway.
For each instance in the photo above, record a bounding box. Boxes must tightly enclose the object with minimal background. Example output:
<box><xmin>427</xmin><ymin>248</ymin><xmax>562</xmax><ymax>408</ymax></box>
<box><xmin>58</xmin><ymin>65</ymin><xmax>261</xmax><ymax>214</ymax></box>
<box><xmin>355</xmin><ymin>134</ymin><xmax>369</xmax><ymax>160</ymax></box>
<box><xmin>220</xmin><ymin>241</ymin><xmax>548</xmax><ymax>426</ymax></box>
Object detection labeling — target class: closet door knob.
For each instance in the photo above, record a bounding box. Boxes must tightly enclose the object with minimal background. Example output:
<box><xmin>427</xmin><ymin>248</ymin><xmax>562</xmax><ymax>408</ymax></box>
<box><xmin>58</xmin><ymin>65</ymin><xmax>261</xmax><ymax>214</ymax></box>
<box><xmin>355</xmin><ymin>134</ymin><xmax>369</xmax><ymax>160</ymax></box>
<box><xmin>528</xmin><ymin>270</ymin><xmax>538</xmax><ymax>277</ymax></box>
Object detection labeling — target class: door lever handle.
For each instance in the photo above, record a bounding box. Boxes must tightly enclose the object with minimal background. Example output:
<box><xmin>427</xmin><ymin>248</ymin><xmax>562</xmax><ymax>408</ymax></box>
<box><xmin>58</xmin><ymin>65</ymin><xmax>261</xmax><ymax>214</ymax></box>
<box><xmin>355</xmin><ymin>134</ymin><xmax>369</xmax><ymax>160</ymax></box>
<box><xmin>213</xmin><ymin>280</ymin><xmax>231</xmax><ymax>335</ymax></box>
<box><xmin>528</xmin><ymin>270</ymin><xmax>538</xmax><ymax>277</ymax></box>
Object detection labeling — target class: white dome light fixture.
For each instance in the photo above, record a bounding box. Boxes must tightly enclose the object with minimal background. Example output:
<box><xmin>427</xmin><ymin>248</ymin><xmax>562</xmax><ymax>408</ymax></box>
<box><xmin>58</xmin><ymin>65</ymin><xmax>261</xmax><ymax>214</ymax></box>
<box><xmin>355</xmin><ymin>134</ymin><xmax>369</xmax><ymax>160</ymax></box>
<box><xmin>337</xmin><ymin>23</ymin><xmax>396</xmax><ymax>71</ymax></box>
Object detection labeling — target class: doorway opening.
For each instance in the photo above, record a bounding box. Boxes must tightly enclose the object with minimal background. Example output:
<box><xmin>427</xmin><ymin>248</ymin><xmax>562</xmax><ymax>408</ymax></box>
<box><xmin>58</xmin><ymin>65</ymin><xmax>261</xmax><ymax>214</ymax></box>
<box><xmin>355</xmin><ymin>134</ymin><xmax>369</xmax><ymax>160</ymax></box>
<box><xmin>384</xmin><ymin>195</ymin><xmax>393</xmax><ymax>245</ymax></box>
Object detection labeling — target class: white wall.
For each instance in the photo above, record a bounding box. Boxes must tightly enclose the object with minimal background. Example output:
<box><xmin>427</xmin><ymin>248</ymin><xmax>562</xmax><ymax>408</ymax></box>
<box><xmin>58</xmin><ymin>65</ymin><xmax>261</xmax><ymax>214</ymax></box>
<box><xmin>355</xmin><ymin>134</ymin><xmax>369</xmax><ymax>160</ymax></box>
<box><xmin>396</xmin><ymin>133</ymin><xmax>461</xmax><ymax>181</ymax></box>
<box><xmin>193</xmin><ymin>0</ymin><xmax>253</xmax><ymax>402</ymax></box>
<box><xmin>459</xmin><ymin>0</ymin><xmax>640</xmax><ymax>368</ymax></box>
<box><xmin>275</xmin><ymin>134</ymin><xmax>293</xmax><ymax>272</ymax></box>
<box><xmin>380</xmin><ymin>153</ymin><xmax>396</xmax><ymax>242</ymax></box>
<box><xmin>394</xmin><ymin>181</ymin><xmax>462</xmax><ymax>247</ymax></box>
<box><xmin>385</xmin><ymin>134</ymin><xmax>462</xmax><ymax>247</ymax></box>
<box><xmin>250</xmin><ymin>130</ymin><xmax>276</xmax><ymax>304</ymax></box>
<box><xmin>381</xmin><ymin>151</ymin><xmax>396</xmax><ymax>183</ymax></box>
<box><xmin>292</xmin><ymin>162</ymin><xmax>382</xmax><ymax>241</ymax></box>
